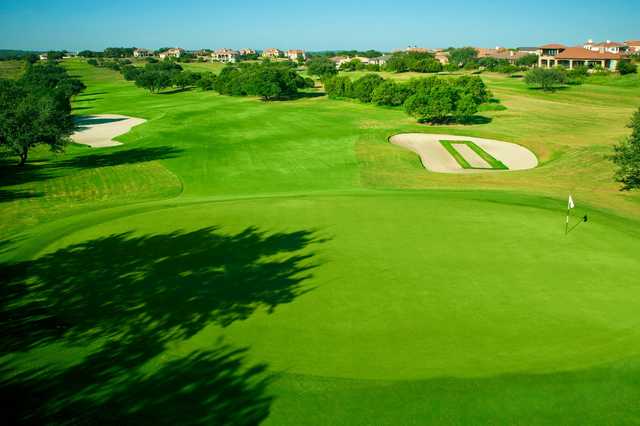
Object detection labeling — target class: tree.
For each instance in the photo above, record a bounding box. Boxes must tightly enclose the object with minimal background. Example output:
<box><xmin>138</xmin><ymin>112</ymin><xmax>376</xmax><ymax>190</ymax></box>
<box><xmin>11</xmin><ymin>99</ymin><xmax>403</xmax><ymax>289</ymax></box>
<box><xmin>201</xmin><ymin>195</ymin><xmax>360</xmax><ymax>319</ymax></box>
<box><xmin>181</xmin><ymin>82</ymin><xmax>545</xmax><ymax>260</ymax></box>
<box><xmin>453</xmin><ymin>75</ymin><xmax>491</xmax><ymax>104</ymax></box>
<box><xmin>351</xmin><ymin>73</ymin><xmax>385</xmax><ymax>102</ymax></box>
<box><xmin>121</xmin><ymin>64</ymin><xmax>141</xmax><ymax>81</ymax></box>
<box><xmin>371</xmin><ymin>80</ymin><xmax>411</xmax><ymax>106</ymax></box>
<box><xmin>403</xmin><ymin>78</ymin><xmax>458</xmax><ymax>123</ymax></box>
<box><xmin>324</xmin><ymin>75</ymin><xmax>353</xmax><ymax>99</ymax></box>
<box><xmin>0</xmin><ymin>78</ymin><xmax>74</xmax><ymax>165</ymax></box>
<box><xmin>516</xmin><ymin>54</ymin><xmax>539</xmax><ymax>67</ymax></box>
<box><xmin>173</xmin><ymin>71</ymin><xmax>196</xmax><ymax>90</ymax></box>
<box><xmin>448</xmin><ymin>47</ymin><xmax>478</xmax><ymax>67</ymax></box>
<box><xmin>612</xmin><ymin>108</ymin><xmax>640</xmax><ymax>190</ymax></box>
<box><xmin>196</xmin><ymin>73</ymin><xmax>217</xmax><ymax>91</ymax></box>
<box><xmin>617</xmin><ymin>60</ymin><xmax>638</xmax><ymax>76</ymax></box>
<box><xmin>524</xmin><ymin>67</ymin><xmax>566</xmax><ymax>91</ymax></box>
<box><xmin>135</xmin><ymin>71</ymin><xmax>173</xmax><ymax>93</ymax></box>
<box><xmin>306</xmin><ymin>57</ymin><xmax>337</xmax><ymax>77</ymax></box>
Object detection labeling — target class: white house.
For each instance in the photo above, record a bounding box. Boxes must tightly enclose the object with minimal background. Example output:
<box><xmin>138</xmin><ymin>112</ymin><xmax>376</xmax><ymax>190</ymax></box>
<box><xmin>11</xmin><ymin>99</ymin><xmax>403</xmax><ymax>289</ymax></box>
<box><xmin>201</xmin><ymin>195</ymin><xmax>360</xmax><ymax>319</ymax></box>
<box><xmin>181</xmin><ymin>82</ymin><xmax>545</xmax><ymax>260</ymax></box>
<box><xmin>287</xmin><ymin>49</ymin><xmax>306</xmax><ymax>61</ymax></box>
<box><xmin>212</xmin><ymin>48</ymin><xmax>238</xmax><ymax>63</ymax></box>
<box><xmin>133</xmin><ymin>48</ymin><xmax>152</xmax><ymax>58</ymax></box>
<box><xmin>583</xmin><ymin>39</ymin><xmax>628</xmax><ymax>54</ymax></box>
<box><xmin>159</xmin><ymin>48</ymin><xmax>184</xmax><ymax>60</ymax></box>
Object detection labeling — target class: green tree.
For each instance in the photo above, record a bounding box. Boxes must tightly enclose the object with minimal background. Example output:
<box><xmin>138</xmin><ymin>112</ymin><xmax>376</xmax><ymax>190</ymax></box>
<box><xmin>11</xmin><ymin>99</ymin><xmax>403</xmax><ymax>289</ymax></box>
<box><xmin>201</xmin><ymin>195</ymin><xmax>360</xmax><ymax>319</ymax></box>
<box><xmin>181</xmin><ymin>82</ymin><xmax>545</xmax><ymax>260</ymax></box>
<box><xmin>371</xmin><ymin>80</ymin><xmax>411</xmax><ymax>106</ymax></box>
<box><xmin>612</xmin><ymin>108</ymin><xmax>640</xmax><ymax>190</ymax></box>
<box><xmin>324</xmin><ymin>75</ymin><xmax>353</xmax><ymax>99</ymax></box>
<box><xmin>404</xmin><ymin>79</ymin><xmax>457</xmax><ymax>123</ymax></box>
<box><xmin>524</xmin><ymin>67</ymin><xmax>566</xmax><ymax>91</ymax></box>
<box><xmin>617</xmin><ymin>60</ymin><xmax>638</xmax><ymax>76</ymax></box>
<box><xmin>307</xmin><ymin>57</ymin><xmax>337</xmax><ymax>77</ymax></box>
<box><xmin>121</xmin><ymin>65</ymin><xmax>141</xmax><ymax>81</ymax></box>
<box><xmin>448</xmin><ymin>47</ymin><xmax>478</xmax><ymax>67</ymax></box>
<box><xmin>515</xmin><ymin>54</ymin><xmax>539</xmax><ymax>67</ymax></box>
<box><xmin>351</xmin><ymin>73</ymin><xmax>385</xmax><ymax>102</ymax></box>
<box><xmin>196</xmin><ymin>73</ymin><xmax>217</xmax><ymax>91</ymax></box>
<box><xmin>135</xmin><ymin>71</ymin><xmax>173</xmax><ymax>93</ymax></box>
<box><xmin>0</xmin><ymin>78</ymin><xmax>74</xmax><ymax>165</ymax></box>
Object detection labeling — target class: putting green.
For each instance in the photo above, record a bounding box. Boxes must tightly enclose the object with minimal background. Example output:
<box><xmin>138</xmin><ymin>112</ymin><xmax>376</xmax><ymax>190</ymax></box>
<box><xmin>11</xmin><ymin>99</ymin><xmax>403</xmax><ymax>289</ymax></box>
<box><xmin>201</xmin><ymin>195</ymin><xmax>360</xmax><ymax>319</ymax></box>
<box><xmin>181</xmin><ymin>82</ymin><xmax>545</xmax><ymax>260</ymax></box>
<box><xmin>38</xmin><ymin>191</ymin><xmax>640</xmax><ymax>382</ymax></box>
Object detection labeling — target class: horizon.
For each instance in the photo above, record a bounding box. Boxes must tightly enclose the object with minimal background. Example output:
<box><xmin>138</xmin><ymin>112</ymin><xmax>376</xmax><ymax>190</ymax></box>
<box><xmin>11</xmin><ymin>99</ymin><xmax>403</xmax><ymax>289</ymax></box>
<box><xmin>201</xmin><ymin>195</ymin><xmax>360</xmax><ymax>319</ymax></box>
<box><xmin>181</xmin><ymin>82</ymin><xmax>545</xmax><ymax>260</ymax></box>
<box><xmin>1</xmin><ymin>0</ymin><xmax>639</xmax><ymax>52</ymax></box>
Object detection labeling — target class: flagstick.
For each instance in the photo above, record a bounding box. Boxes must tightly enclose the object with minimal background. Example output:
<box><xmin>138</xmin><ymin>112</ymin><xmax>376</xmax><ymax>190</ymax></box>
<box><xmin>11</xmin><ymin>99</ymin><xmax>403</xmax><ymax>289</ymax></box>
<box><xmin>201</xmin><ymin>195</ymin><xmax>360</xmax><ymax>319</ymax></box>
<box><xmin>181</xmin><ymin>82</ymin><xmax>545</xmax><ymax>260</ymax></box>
<box><xmin>565</xmin><ymin>207</ymin><xmax>570</xmax><ymax>236</ymax></box>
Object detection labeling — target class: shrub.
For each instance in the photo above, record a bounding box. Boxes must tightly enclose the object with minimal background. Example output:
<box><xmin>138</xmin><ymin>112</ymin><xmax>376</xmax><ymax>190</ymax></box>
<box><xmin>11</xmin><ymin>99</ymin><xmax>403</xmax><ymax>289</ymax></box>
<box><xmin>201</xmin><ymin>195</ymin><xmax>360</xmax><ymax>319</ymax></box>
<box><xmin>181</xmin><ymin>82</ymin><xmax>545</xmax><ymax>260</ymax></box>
<box><xmin>618</xmin><ymin>60</ymin><xmax>638</xmax><ymax>75</ymax></box>
<box><xmin>307</xmin><ymin>57</ymin><xmax>338</xmax><ymax>77</ymax></box>
<box><xmin>324</xmin><ymin>75</ymin><xmax>353</xmax><ymax>99</ymax></box>
<box><xmin>612</xmin><ymin>108</ymin><xmax>640</xmax><ymax>190</ymax></box>
<box><xmin>371</xmin><ymin>80</ymin><xmax>411</xmax><ymax>106</ymax></box>
<box><xmin>351</xmin><ymin>74</ymin><xmax>385</xmax><ymax>102</ymax></box>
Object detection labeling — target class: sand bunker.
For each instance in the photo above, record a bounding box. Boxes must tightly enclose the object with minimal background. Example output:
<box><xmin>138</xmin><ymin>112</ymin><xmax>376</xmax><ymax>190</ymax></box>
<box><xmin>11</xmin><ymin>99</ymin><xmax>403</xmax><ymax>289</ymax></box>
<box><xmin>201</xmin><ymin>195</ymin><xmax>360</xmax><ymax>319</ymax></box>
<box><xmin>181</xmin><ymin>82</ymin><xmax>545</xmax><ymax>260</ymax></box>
<box><xmin>389</xmin><ymin>133</ymin><xmax>538</xmax><ymax>173</ymax></box>
<box><xmin>72</xmin><ymin>114</ymin><xmax>146</xmax><ymax>148</ymax></box>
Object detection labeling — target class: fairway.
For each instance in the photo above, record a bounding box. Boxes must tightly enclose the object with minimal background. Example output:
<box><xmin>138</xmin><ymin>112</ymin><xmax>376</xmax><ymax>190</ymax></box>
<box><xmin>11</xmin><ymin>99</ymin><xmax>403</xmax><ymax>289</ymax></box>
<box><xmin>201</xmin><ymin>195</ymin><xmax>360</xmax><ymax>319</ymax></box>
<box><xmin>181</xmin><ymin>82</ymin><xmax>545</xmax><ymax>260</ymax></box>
<box><xmin>2</xmin><ymin>59</ymin><xmax>640</xmax><ymax>425</ymax></box>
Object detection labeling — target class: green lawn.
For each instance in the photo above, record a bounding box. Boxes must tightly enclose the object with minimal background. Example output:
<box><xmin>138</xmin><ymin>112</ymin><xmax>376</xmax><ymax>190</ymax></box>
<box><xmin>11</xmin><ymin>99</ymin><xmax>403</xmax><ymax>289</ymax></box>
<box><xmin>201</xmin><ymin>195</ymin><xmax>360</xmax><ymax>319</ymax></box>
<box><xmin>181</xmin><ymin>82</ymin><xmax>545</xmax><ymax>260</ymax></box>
<box><xmin>2</xmin><ymin>59</ymin><xmax>640</xmax><ymax>425</ymax></box>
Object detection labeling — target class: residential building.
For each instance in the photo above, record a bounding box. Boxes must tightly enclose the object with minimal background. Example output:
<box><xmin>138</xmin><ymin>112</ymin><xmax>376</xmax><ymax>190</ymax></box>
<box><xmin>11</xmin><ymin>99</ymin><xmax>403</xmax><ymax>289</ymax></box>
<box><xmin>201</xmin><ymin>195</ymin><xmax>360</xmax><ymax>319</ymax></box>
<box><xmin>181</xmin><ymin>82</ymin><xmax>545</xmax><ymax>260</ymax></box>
<box><xmin>239</xmin><ymin>48</ymin><xmax>256</xmax><ymax>56</ymax></box>
<box><xmin>159</xmin><ymin>48</ymin><xmax>184</xmax><ymax>59</ymax></box>
<box><xmin>329</xmin><ymin>56</ymin><xmax>350</xmax><ymax>68</ymax></box>
<box><xmin>287</xmin><ymin>49</ymin><xmax>306</xmax><ymax>61</ymax></box>
<box><xmin>369</xmin><ymin>55</ymin><xmax>392</xmax><ymax>66</ymax></box>
<box><xmin>624</xmin><ymin>40</ymin><xmax>640</xmax><ymax>53</ymax></box>
<box><xmin>212</xmin><ymin>48</ymin><xmax>238</xmax><ymax>63</ymax></box>
<box><xmin>584</xmin><ymin>39</ymin><xmax>628</xmax><ymax>54</ymax></box>
<box><xmin>517</xmin><ymin>47</ymin><xmax>540</xmax><ymax>55</ymax></box>
<box><xmin>133</xmin><ymin>48</ymin><xmax>152</xmax><ymax>58</ymax></box>
<box><xmin>39</xmin><ymin>53</ymin><xmax>48</xmax><ymax>60</ymax></box>
<box><xmin>434</xmin><ymin>51</ymin><xmax>449</xmax><ymax>65</ymax></box>
<box><xmin>406</xmin><ymin>46</ymin><xmax>431</xmax><ymax>53</ymax></box>
<box><xmin>194</xmin><ymin>49</ymin><xmax>212</xmax><ymax>60</ymax></box>
<box><xmin>262</xmin><ymin>48</ymin><xmax>283</xmax><ymax>59</ymax></box>
<box><xmin>538</xmin><ymin>44</ymin><xmax>621</xmax><ymax>70</ymax></box>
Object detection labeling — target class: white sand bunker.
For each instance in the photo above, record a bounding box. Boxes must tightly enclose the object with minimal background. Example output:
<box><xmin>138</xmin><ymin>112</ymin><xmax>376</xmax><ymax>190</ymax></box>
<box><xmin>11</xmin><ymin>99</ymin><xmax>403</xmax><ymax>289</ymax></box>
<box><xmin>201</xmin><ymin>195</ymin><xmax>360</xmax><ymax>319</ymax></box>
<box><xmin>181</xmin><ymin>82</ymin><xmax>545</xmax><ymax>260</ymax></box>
<box><xmin>72</xmin><ymin>114</ymin><xmax>146</xmax><ymax>148</ymax></box>
<box><xmin>389</xmin><ymin>133</ymin><xmax>538</xmax><ymax>174</ymax></box>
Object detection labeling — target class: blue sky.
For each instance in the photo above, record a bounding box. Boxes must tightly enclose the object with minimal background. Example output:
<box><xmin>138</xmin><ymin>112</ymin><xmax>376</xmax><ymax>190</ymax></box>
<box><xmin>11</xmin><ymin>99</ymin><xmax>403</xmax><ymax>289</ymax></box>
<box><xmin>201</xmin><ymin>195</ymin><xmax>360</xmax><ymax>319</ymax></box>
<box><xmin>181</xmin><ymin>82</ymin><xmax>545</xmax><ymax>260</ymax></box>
<box><xmin>1</xmin><ymin>0</ymin><xmax>639</xmax><ymax>51</ymax></box>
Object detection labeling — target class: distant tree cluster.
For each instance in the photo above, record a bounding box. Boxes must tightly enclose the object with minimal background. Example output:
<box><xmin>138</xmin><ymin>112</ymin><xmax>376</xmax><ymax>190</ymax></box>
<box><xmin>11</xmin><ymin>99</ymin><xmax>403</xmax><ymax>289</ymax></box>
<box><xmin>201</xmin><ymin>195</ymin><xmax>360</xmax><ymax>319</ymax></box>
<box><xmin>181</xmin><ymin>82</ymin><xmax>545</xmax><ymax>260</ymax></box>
<box><xmin>385</xmin><ymin>51</ymin><xmax>443</xmax><ymax>73</ymax></box>
<box><xmin>612</xmin><ymin>108</ymin><xmax>640</xmax><ymax>190</ymax></box>
<box><xmin>214</xmin><ymin>62</ymin><xmax>313</xmax><ymax>100</ymax></box>
<box><xmin>307</xmin><ymin>57</ymin><xmax>338</xmax><ymax>78</ymax></box>
<box><xmin>0</xmin><ymin>62</ymin><xmax>84</xmax><ymax>165</ymax></box>
<box><xmin>324</xmin><ymin>73</ymin><xmax>491</xmax><ymax>124</ymax></box>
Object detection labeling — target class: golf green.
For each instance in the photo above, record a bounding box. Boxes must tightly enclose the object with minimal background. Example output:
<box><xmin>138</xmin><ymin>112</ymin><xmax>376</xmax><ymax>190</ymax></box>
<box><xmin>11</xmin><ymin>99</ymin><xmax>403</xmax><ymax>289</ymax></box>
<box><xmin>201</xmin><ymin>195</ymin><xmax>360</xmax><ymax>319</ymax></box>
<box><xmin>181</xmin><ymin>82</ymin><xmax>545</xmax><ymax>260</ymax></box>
<box><xmin>30</xmin><ymin>191</ymin><xmax>640</xmax><ymax>378</ymax></box>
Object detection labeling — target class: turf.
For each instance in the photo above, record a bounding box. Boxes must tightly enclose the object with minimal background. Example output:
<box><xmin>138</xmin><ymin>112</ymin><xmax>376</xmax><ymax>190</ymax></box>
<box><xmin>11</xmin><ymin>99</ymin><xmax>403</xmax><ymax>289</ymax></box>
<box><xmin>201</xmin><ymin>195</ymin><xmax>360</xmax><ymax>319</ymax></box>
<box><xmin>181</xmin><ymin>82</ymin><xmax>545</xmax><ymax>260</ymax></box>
<box><xmin>2</xmin><ymin>59</ymin><xmax>640</xmax><ymax>425</ymax></box>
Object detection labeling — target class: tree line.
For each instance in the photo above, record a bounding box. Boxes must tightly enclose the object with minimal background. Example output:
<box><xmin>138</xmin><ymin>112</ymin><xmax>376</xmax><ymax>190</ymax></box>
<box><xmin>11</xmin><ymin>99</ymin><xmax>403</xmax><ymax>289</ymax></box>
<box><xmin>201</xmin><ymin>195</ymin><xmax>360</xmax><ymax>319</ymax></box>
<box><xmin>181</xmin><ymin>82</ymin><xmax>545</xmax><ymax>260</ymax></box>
<box><xmin>323</xmin><ymin>73</ymin><xmax>491</xmax><ymax>124</ymax></box>
<box><xmin>0</xmin><ymin>62</ymin><xmax>84</xmax><ymax>165</ymax></box>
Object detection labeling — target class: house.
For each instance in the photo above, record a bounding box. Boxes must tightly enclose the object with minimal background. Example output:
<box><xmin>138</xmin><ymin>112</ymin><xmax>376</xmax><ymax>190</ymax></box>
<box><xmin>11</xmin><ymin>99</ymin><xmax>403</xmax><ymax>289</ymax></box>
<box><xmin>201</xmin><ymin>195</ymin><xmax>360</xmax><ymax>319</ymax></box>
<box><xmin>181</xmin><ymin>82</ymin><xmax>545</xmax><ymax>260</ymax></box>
<box><xmin>159</xmin><ymin>48</ymin><xmax>184</xmax><ymax>59</ymax></box>
<box><xmin>329</xmin><ymin>56</ymin><xmax>350</xmax><ymax>68</ymax></box>
<box><xmin>239</xmin><ymin>48</ymin><xmax>256</xmax><ymax>56</ymax></box>
<box><xmin>212</xmin><ymin>48</ymin><xmax>238</xmax><ymax>63</ymax></box>
<box><xmin>584</xmin><ymin>39</ymin><xmax>628</xmax><ymax>54</ymax></box>
<box><xmin>133</xmin><ymin>48</ymin><xmax>152</xmax><ymax>58</ymax></box>
<box><xmin>39</xmin><ymin>53</ymin><xmax>48</xmax><ymax>60</ymax></box>
<box><xmin>406</xmin><ymin>46</ymin><xmax>431</xmax><ymax>53</ymax></box>
<box><xmin>194</xmin><ymin>49</ymin><xmax>212</xmax><ymax>60</ymax></box>
<box><xmin>434</xmin><ymin>51</ymin><xmax>449</xmax><ymax>65</ymax></box>
<box><xmin>517</xmin><ymin>47</ymin><xmax>540</xmax><ymax>55</ymax></box>
<box><xmin>624</xmin><ymin>40</ymin><xmax>640</xmax><ymax>53</ymax></box>
<box><xmin>369</xmin><ymin>55</ymin><xmax>392</xmax><ymax>66</ymax></box>
<box><xmin>538</xmin><ymin>44</ymin><xmax>621</xmax><ymax>70</ymax></box>
<box><xmin>287</xmin><ymin>49</ymin><xmax>306</xmax><ymax>61</ymax></box>
<box><xmin>262</xmin><ymin>48</ymin><xmax>283</xmax><ymax>59</ymax></box>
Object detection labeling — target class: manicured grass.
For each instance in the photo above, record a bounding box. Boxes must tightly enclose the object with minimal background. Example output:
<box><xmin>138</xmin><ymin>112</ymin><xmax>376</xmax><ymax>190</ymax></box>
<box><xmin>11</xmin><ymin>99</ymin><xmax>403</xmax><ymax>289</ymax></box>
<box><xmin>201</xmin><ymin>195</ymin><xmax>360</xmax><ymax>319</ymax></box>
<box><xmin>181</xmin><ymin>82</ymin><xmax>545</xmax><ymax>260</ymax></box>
<box><xmin>2</xmin><ymin>59</ymin><xmax>640</xmax><ymax>425</ymax></box>
<box><xmin>0</xmin><ymin>60</ymin><xmax>26</xmax><ymax>79</ymax></box>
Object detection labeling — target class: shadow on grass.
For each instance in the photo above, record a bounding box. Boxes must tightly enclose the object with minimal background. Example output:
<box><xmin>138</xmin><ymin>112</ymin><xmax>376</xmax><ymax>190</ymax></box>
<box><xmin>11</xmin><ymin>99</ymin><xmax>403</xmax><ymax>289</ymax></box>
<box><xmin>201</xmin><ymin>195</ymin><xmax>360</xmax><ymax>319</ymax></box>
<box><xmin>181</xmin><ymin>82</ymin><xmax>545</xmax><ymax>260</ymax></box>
<box><xmin>74</xmin><ymin>116</ymin><xmax>128</xmax><ymax>128</ymax></box>
<box><xmin>0</xmin><ymin>189</ymin><xmax>43</xmax><ymax>204</ymax></box>
<box><xmin>1</xmin><ymin>225</ymin><xmax>325</xmax><ymax>424</ymax></box>
<box><xmin>159</xmin><ymin>87</ymin><xmax>193</xmax><ymax>95</ymax></box>
<box><xmin>71</xmin><ymin>106</ymin><xmax>93</xmax><ymax>111</ymax></box>
<box><xmin>77</xmin><ymin>91</ymin><xmax>107</xmax><ymax>97</ymax></box>
<box><xmin>0</xmin><ymin>146</ymin><xmax>183</xmax><ymax>188</ymax></box>
<box><xmin>418</xmin><ymin>115</ymin><xmax>492</xmax><ymax>126</ymax></box>
<box><xmin>57</xmin><ymin>146</ymin><xmax>183</xmax><ymax>169</ymax></box>
<box><xmin>73</xmin><ymin>97</ymin><xmax>102</xmax><ymax>102</ymax></box>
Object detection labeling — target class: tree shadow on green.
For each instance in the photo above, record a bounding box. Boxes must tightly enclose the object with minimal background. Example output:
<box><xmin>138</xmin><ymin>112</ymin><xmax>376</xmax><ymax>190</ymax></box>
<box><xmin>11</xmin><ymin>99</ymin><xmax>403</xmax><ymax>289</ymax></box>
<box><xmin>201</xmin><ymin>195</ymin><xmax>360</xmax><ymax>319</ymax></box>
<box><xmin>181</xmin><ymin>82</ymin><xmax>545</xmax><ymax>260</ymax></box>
<box><xmin>56</xmin><ymin>146</ymin><xmax>184</xmax><ymax>170</ymax></box>
<box><xmin>1</xmin><ymin>225</ymin><xmax>325</xmax><ymax>424</ymax></box>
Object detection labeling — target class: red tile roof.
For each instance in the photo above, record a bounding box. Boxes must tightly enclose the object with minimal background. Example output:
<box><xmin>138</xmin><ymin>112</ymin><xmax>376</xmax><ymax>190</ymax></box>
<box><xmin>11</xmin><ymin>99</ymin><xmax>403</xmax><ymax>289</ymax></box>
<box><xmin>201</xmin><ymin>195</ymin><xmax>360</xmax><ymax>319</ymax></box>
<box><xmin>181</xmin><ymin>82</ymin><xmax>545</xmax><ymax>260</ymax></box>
<box><xmin>539</xmin><ymin>44</ymin><xmax>565</xmax><ymax>49</ymax></box>
<box><xmin>555</xmin><ymin>47</ymin><xmax>621</xmax><ymax>60</ymax></box>
<box><xmin>626</xmin><ymin>40</ymin><xmax>640</xmax><ymax>45</ymax></box>
<box><xmin>593</xmin><ymin>41</ymin><xmax>625</xmax><ymax>48</ymax></box>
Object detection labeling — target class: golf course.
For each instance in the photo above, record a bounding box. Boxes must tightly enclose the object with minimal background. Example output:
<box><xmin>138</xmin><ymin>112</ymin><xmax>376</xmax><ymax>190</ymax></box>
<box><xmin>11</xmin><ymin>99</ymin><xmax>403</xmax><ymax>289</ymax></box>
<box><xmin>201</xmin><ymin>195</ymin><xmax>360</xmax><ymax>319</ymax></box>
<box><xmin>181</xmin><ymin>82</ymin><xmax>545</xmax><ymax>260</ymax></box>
<box><xmin>2</xmin><ymin>59</ymin><xmax>640</xmax><ymax>425</ymax></box>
